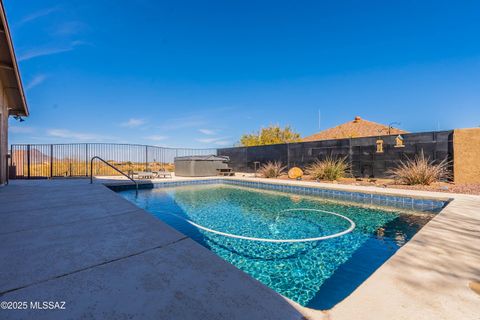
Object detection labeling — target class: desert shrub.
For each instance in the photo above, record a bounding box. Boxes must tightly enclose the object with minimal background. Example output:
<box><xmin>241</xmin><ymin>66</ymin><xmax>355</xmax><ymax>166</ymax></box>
<box><xmin>306</xmin><ymin>156</ymin><xmax>349</xmax><ymax>181</ymax></box>
<box><xmin>258</xmin><ymin>161</ymin><xmax>287</xmax><ymax>178</ymax></box>
<box><xmin>388</xmin><ymin>151</ymin><xmax>450</xmax><ymax>185</ymax></box>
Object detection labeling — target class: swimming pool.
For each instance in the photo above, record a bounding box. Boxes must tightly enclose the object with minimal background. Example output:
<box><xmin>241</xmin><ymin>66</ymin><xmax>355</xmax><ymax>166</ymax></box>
<box><xmin>118</xmin><ymin>181</ymin><xmax>444</xmax><ymax>309</ymax></box>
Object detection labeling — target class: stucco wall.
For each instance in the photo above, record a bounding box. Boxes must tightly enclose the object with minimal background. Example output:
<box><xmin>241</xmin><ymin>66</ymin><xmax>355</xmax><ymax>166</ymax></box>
<box><xmin>0</xmin><ymin>80</ymin><xmax>8</xmax><ymax>185</ymax></box>
<box><xmin>453</xmin><ymin>128</ymin><xmax>480</xmax><ymax>184</ymax></box>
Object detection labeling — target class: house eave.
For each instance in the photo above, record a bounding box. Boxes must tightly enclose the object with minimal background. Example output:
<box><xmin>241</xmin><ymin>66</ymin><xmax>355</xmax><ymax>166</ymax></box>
<box><xmin>0</xmin><ymin>2</ymin><xmax>28</xmax><ymax>117</ymax></box>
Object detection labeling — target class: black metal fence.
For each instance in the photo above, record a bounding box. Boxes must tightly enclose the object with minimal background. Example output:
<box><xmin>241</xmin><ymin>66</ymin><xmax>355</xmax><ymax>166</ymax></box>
<box><xmin>218</xmin><ymin>131</ymin><xmax>454</xmax><ymax>178</ymax></box>
<box><xmin>9</xmin><ymin>143</ymin><xmax>217</xmax><ymax>179</ymax></box>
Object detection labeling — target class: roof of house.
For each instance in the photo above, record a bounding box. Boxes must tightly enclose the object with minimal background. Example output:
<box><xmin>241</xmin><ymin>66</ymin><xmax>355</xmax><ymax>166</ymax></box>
<box><xmin>303</xmin><ymin>116</ymin><xmax>408</xmax><ymax>142</ymax></box>
<box><xmin>0</xmin><ymin>2</ymin><xmax>28</xmax><ymax>116</ymax></box>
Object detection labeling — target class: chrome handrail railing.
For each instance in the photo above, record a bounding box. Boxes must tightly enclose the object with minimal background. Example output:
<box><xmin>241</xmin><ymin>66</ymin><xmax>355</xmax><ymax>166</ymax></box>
<box><xmin>90</xmin><ymin>156</ymin><xmax>138</xmax><ymax>191</ymax></box>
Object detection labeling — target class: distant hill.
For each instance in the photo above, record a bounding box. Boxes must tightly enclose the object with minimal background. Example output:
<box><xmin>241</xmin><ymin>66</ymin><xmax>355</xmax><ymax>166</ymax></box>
<box><xmin>11</xmin><ymin>148</ymin><xmax>52</xmax><ymax>164</ymax></box>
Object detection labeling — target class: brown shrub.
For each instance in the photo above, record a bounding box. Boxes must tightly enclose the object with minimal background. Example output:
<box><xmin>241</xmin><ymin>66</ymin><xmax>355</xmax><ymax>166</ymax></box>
<box><xmin>388</xmin><ymin>151</ymin><xmax>451</xmax><ymax>185</ymax></box>
<box><xmin>258</xmin><ymin>161</ymin><xmax>287</xmax><ymax>178</ymax></box>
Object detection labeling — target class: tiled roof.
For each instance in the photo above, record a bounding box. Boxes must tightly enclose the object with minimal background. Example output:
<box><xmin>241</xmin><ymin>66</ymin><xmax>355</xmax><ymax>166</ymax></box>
<box><xmin>303</xmin><ymin>116</ymin><xmax>408</xmax><ymax>142</ymax></box>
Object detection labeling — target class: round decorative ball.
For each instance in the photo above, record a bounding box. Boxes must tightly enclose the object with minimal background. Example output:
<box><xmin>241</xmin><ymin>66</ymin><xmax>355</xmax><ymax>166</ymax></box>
<box><xmin>288</xmin><ymin>167</ymin><xmax>303</xmax><ymax>179</ymax></box>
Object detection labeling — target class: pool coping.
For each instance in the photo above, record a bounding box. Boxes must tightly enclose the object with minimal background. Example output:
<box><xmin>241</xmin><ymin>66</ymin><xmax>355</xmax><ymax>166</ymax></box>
<box><xmin>103</xmin><ymin>176</ymin><xmax>480</xmax><ymax>319</ymax></box>
<box><xmin>107</xmin><ymin>177</ymin><xmax>451</xmax><ymax>213</ymax></box>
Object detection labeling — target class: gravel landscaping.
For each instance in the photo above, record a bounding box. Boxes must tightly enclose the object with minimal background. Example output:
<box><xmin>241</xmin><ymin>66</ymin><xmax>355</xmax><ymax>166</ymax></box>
<box><xmin>276</xmin><ymin>176</ymin><xmax>480</xmax><ymax>195</ymax></box>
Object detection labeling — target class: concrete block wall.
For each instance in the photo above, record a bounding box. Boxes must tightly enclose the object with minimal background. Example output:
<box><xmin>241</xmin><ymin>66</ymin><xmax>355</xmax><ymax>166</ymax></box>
<box><xmin>218</xmin><ymin>131</ymin><xmax>454</xmax><ymax>179</ymax></box>
<box><xmin>453</xmin><ymin>128</ymin><xmax>480</xmax><ymax>184</ymax></box>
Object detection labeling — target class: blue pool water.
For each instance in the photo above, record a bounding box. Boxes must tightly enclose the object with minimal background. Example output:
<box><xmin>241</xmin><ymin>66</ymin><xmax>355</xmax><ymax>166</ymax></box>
<box><xmin>119</xmin><ymin>184</ymin><xmax>436</xmax><ymax>309</ymax></box>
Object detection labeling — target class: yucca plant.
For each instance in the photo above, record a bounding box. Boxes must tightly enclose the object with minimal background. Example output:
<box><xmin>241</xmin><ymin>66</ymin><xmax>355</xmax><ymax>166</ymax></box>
<box><xmin>388</xmin><ymin>151</ymin><xmax>451</xmax><ymax>185</ymax></box>
<box><xmin>258</xmin><ymin>161</ymin><xmax>286</xmax><ymax>178</ymax></box>
<box><xmin>306</xmin><ymin>155</ymin><xmax>349</xmax><ymax>181</ymax></box>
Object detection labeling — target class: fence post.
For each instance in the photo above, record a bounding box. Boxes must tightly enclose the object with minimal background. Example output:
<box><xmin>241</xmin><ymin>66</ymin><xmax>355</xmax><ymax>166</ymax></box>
<box><xmin>5</xmin><ymin>154</ymin><xmax>9</xmax><ymax>184</ymax></box>
<box><xmin>10</xmin><ymin>144</ymin><xmax>13</xmax><ymax>179</ymax></box>
<box><xmin>287</xmin><ymin>144</ymin><xmax>290</xmax><ymax>169</ymax></box>
<box><xmin>27</xmin><ymin>144</ymin><xmax>31</xmax><ymax>179</ymax></box>
<box><xmin>145</xmin><ymin>145</ymin><xmax>148</xmax><ymax>171</ymax></box>
<box><xmin>50</xmin><ymin>144</ymin><xmax>53</xmax><ymax>178</ymax></box>
<box><xmin>348</xmin><ymin>138</ymin><xmax>353</xmax><ymax>177</ymax></box>
<box><xmin>85</xmin><ymin>144</ymin><xmax>88</xmax><ymax>176</ymax></box>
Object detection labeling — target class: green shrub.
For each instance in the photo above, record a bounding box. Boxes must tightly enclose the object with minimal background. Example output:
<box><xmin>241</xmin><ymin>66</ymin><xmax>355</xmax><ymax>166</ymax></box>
<box><xmin>306</xmin><ymin>156</ymin><xmax>349</xmax><ymax>181</ymax></box>
<box><xmin>388</xmin><ymin>151</ymin><xmax>450</xmax><ymax>185</ymax></box>
<box><xmin>240</xmin><ymin>125</ymin><xmax>301</xmax><ymax>146</ymax></box>
<box><xmin>258</xmin><ymin>161</ymin><xmax>287</xmax><ymax>178</ymax></box>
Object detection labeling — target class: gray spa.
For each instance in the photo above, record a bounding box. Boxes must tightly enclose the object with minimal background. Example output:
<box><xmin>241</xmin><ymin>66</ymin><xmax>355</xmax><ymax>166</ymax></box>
<box><xmin>174</xmin><ymin>155</ymin><xmax>230</xmax><ymax>177</ymax></box>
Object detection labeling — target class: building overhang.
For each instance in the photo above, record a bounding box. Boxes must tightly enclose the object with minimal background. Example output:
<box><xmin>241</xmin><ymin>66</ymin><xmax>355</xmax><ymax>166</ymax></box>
<box><xmin>0</xmin><ymin>2</ymin><xmax>28</xmax><ymax>117</ymax></box>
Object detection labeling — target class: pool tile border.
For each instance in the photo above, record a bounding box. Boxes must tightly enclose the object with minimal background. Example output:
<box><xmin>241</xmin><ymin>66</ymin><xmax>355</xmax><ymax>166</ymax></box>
<box><xmin>107</xmin><ymin>179</ymin><xmax>450</xmax><ymax>213</ymax></box>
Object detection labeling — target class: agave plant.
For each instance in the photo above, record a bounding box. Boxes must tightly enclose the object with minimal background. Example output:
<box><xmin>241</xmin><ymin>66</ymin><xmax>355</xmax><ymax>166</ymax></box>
<box><xmin>258</xmin><ymin>161</ymin><xmax>287</xmax><ymax>178</ymax></box>
<box><xmin>388</xmin><ymin>151</ymin><xmax>451</xmax><ymax>185</ymax></box>
<box><xmin>306</xmin><ymin>155</ymin><xmax>349</xmax><ymax>181</ymax></box>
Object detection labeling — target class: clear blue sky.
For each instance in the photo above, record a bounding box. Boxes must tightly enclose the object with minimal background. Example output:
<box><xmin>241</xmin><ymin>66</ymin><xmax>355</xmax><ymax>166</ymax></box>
<box><xmin>6</xmin><ymin>0</ymin><xmax>480</xmax><ymax>148</ymax></box>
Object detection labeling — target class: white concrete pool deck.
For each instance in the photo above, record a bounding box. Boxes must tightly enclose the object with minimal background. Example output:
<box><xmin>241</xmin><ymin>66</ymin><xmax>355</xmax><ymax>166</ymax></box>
<box><xmin>1</xmin><ymin>175</ymin><xmax>479</xmax><ymax>319</ymax></box>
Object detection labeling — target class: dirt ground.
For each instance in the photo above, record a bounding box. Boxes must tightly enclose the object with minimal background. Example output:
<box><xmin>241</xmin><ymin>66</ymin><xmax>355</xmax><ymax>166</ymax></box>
<box><xmin>276</xmin><ymin>175</ymin><xmax>480</xmax><ymax>195</ymax></box>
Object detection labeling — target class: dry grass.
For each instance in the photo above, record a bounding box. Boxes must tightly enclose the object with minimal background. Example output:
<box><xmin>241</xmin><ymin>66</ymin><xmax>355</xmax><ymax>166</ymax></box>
<box><xmin>305</xmin><ymin>156</ymin><xmax>349</xmax><ymax>181</ymax></box>
<box><xmin>16</xmin><ymin>161</ymin><xmax>175</xmax><ymax>178</ymax></box>
<box><xmin>388</xmin><ymin>151</ymin><xmax>451</xmax><ymax>185</ymax></box>
<box><xmin>258</xmin><ymin>161</ymin><xmax>287</xmax><ymax>178</ymax></box>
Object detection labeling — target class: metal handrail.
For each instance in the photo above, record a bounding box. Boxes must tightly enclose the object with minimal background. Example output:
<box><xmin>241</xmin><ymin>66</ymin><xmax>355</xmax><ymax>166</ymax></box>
<box><xmin>90</xmin><ymin>156</ymin><xmax>138</xmax><ymax>191</ymax></box>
